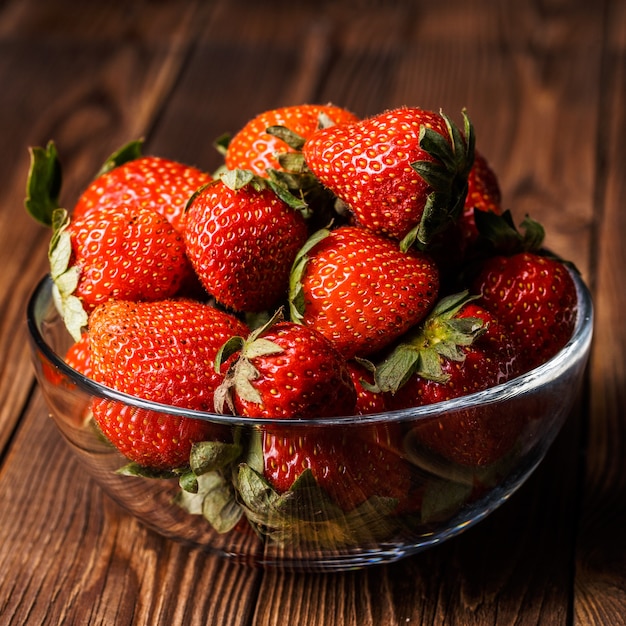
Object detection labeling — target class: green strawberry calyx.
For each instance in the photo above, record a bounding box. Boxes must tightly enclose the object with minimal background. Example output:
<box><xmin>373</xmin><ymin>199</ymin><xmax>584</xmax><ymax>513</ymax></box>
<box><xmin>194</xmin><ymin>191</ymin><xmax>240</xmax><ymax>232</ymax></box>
<box><xmin>473</xmin><ymin>209</ymin><xmax>545</xmax><ymax>255</ymax></box>
<box><xmin>48</xmin><ymin>209</ymin><xmax>88</xmax><ymax>342</ymax></box>
<box><xmin>213</xmin><ymin>309</ymin><xmax>285</xmax><ymax>415</ymax></box>
<box><xmin>288</xmin><ymin>227</ymin><xmax>332</xmax><ymax>323</ymax></box>
<box><xmin>175</xmin><ymin>439</ymin><xmax>245</xmax><ymax>533</ymax></box>
<box><xmin>218</xmin><ymin>167</ymin><xmax>311</xmax><ymax>216</ymax></box>
<box><xmin>236</xmin><ymin>463</ymin><xmax>402</xmax><ymax>548</ymax></box>
<box><xmin>94</xmin><ymin>138</ymin><xmax>144</xmax><ymax>178</ymax></box>
<box><xmin>24</xmin><ymin>139</ymin><xmax>146</xmax><ymax>342</ymax></box>
<box><xmin>25</xmin><ymin>139</ymin><xmax>88</xmax><ymax>340</ymax></box>
<box><xmin>401</xmin><ymin>109</ymin><xmax>475</xmax><ymax>251</ymax></box>
<box><xmin>375</xmin><ymin>291</ymin><xmax>485</xmax><ymax>393</ymax></box>
<box><xmin>24</xmin><ymin>141</ymin><xmax>63</xmax><ymax>227</ymax></box>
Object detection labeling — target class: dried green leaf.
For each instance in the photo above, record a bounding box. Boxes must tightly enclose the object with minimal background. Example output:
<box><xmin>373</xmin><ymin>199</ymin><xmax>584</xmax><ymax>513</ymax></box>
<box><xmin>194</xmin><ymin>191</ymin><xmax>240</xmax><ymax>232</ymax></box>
<box><xmin>190</xmin><ymin>441</ymin><xmax>242</xmax><ymax>475</ymax></box>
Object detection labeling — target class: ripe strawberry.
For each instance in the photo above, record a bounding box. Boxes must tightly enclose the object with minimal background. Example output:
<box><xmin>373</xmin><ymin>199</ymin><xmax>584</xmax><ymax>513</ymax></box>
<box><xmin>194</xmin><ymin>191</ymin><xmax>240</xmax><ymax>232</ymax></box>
<box><xmin>88</xmin><ymin>298</ymin><xmax>249</xmax><ymax>469</ymax></box>
<box><xmin>50</xmin><ymin>203</ymin><xmax>195</xmax><ymax>340</ymax></box>
<box><xmin>302</xmin><ymin>107</ymin><xmax>474</xmax><ymax>249</ymax></box>
<box><xmin>461</xmin><ymin>150</ymin><xmax>502</xmax><ymax>244</ymax></box>
<box><xmin>409</xmin><ymin>404</ymin><xmax>524</xmax><ymax>468</ymax></box>
<box><xmin>64</xmin><ymin>332</ymin><xmax>92</xmax><ymax>378</ymax></box>
<box><xmin>224</xmin><ymin>103</ymin><xmax>359</xmax><ymax>177</ymax></box>
<box><xmin>24</xmin><ymin>144</ymin><xmax>198</xmax><ymax>339</ymax></box>
<box><xmin>289</xmin><ymin>225</ymin><xmax>440</xmax><ymax>359</ymax></box>
<box><xmin>261</xmin><ymin>425</ymin><xmax>413</xmax><ymax>512</ymax></box>
<box><xmin>347</xmin><ymin>360</ymin><xmax>387</xmax><ymax>415</ymax></box>
<box><xmin>183</xmin><ymin>174</ymin><xmax>309</xmax><ymax>312</ymax></box>
<box><xmin>472</xmin><ymin>252</ymin><xmax>578</xmax><ymax>372</ymax></box>
<box><xmin>377</xmin><ymin>293</ymin><xmax>522</xmax><ymax>466</ymax></box>
<box><xmin>72</xmin><ymin>142</ymin><xmax>212</xmax><ymax>232</ymax></box>
<box><xmin>379</xmin><ymin>293</ymin><xmax>520</xmax><ymax>402</ymax></box>
<box><xmin>215</xmin><ymin>317</ymin><xmax>357</xmax><ymax>419</ymax></box>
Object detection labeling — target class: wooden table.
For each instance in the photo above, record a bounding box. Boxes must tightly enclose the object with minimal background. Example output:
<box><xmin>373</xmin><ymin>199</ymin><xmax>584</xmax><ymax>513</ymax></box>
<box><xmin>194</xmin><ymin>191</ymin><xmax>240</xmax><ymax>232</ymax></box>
<box><xmin>1</xmin><ymin>1</ymin><xmax>624</xmax><ymax>624</ymax></box>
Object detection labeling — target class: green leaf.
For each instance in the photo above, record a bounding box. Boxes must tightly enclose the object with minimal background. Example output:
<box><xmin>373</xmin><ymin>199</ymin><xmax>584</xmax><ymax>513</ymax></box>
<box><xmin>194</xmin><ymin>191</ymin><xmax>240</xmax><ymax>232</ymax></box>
<box><xmin>266</xmin><ymin>178</ymin><xmax>309</xmax><ymax>213</ymax></box>
<box><xmin>244</xmin><ymin>337</ymin><xmax>283</xmax><ymax>360</ymax></box>
<box><xmin>235</xmin><ymin>463</ymin><xmax>414</xmax><ymax>549</ymax></box>
<box><xmin>176</xmin><ymin>471</ymin><xmax>243</xmax><ymax>533</ymax></box>
<box><xmin>416</xmin><ymin>347</ymin><xmax>449</xmax><ymax>383</ymax></box>
<box><xmin>201</xmin><ymin>475</ymin><xmax>242</xmax><ymax>533</ymax></box>
<box><xmin>429</xmin><ymin>290</ymin><xmax>473</xmax><ymax>317</ymax></box>
<box><xmin>418</xmin><ymin>126</ymin><xmax>456</xmax><ymax>174</ymax></box>
<box><xmin>274</xmin><ymin>469</ymin><xmax>344</xmax><ymax>522</ymax></box>
<box><xmin>237</xmin><ymin>463</ymin><xmax>281</xmax><ymax>515</ymax></box>
<box><xmin>179</xmin><ymin>470</ymin><xmax>199</xmax><ymax>493</ymax></box>
<box><xmin>220</xmin><ymin>168</ymin><xmax>255</xmax><ymax>190</ymax></box>
<box><xmin>116</xmin><ymin>462</ymin><xmax>178</xmax><ymax>479</ymax></box>
<box><xmin>95</xmin><ymin>139</ymin><xmax>143</xmax><ymax>177</ymax></box>
<box><xmin>416</xmin><ymin>191</ymin><xmax>448</xmax><ymax>244</ymax></box>
<box><xmin>411</xmin><ymin>160</ymin><xmax>453</xmax><ymax>192</ymax></box>
<box><xmin>519</xmin><ymin>214</ymin><xmax>546</xmax><ymax>251</ymax></box>
<box><xmin>60</xmin><ymin>294</ymin><xmax>89</xmax><ymax>343</ymax></box>
<box><xmin>233</xmin><ymin>360</ymin><xmax>263</xmax><ymax>404</ymax></box>
<box><xmin>214</xmin><ymin>335</ymin><xmax>245</xmax><ymax>373</ymax></box>
<box><xmin>24</xmin><ymin>141</ymin><xmax>62</xmax><ymax>227</ymax></box>
<box><xmin>265</xmin><ymin>125</ymin><xmax>306</xmax><ymax>151</ymax></box>
<box><xmin>317</xmin><ymin>111</ymin><xmax>337</xmax><ymax>129</ymax></box>
<box><xmin>190</xmin><ymin>441</ymin><xmax>242</xmax><ymax>475</ymax></box>
<box><xmin>48</xmin><ymin>211</ymin><xmax>72</xmax><ymax>280</ymax></box>
<box><xmin>213</xmin><ymin>133</ymin><xmax>231</xmax><ymax>156</ymax></box>
<box><xmin>461</xmin><ymin>109</ymin><xmax>476</xmax><ymax>176</ymax></box>
<box><xmin>375</xmin><ymin>344</ymin><xmax>422</xmax><ymax>393</ymax></box>
<box><xmin>474</xmin><ymin>209</ymin><xmax>522</xmax><ymax>252</ymax></box>
<box><xmin>274</xmin><ymin>152</ymin><xmax>307</xmax><ymax>175</ymax></box>
<box><xmin>288</xmin><ymin>228</ymin><xmax>331</xmax><ymax>322</ymax></box>
<box><xmin>53</xmin><ymin>266</ymin><xmax>80</xmax><ymax>299</ymax></box>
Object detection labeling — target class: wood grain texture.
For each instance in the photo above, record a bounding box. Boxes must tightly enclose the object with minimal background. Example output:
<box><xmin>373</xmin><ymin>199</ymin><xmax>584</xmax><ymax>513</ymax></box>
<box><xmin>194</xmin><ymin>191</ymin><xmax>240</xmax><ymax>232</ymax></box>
<box><xmin>574</xmin><ymin>1</ymin><xmax>626</xmax><ymax>624</ymax></box>
<box><xmin>0</xmin><ymin>393</ymin><xmax>261</xmax><ymax>626</ymax></box>
<box><xmin>0</xmin><ymin>0</ymin><xmax>206</xmax><ymax>446</ymax></box>
<box><xmin>0</xmin><ymin>0</ymin><xmax>624</xmax><ymax>623</ymax></box>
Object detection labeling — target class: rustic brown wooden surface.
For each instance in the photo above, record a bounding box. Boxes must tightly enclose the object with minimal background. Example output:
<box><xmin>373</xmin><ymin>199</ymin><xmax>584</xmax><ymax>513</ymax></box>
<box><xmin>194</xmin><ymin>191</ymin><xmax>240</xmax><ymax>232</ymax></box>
<box><xmin>0</xmin><ymin>0</ymin><xmax>624</xmax><ymax>624</ymax></box>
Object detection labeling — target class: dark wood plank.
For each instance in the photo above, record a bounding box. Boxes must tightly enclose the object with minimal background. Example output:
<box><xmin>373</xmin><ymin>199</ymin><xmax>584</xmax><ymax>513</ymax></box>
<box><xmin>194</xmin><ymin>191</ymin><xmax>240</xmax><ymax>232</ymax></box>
<box><xmin>574</xmin><ymin>0</ymin><xmax>626</xmax><ymax>622</ymax></box>
<box><xmin>0</xmin><ymin>0</ymin><xmax>208</xmax><ymax>450</ymax></box>
<box><xmin>0</xmin><ymin>392</ymin><xmax>261</xmax><ymax>625</ymax></box>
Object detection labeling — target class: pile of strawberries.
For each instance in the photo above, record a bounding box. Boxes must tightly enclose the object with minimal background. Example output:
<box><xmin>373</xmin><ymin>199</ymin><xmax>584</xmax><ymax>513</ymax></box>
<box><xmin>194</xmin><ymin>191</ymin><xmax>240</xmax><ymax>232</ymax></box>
<box><xmin>26</xmin><ymin>103</ymin><xmax>579</xmax><ymax>538</ymax></box>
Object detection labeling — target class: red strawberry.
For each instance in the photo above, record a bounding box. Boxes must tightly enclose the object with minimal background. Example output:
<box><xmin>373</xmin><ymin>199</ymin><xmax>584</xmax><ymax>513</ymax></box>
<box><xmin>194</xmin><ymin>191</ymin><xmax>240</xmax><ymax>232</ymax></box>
<box><xmin>347</xmin><ymin>360</ymin><xmax>387</xmax><ymax>415</ymax></box>
<box><xmin>261</xmin><ymin>425</ymin><xmax>414</xmax><ymax>512</ymax></box>
<box><xmin>72</xmin><ymin>142</ymin><xmax>212</xmax><ymax>232</ymax></box>
<box><xmin>461</xmin><ymin>150</ymin><xmax>502</xmax><ymax>244</ymax></box>
<box><xmin>472</xmin><ymin>252</ymin><xmax>578</xmax><ymax>372</ymax></box>
<box><xmin>409</xmin><ymin>404</ymin><xmax>524</xmax><ymax>468</ymax></box>
<box><xmin>88</xmin><ymin>298</ymin><xmax>249</xmax><ymax>469</ymax></box>
<box><xmin>379</xmin><ymin>294</ymin><xmax>520</xmax><ymax>405</ymax></box>
<box><xmin>215</xmin><ymin>317</ymin><xmax>357</xmax><ymax>419</ymax></box>
<box><xmin>64</xmin><ymin>332</ymin><xmax>92</xmax><ymax>378</ymax></box>
<box><xmin>302</xmin><ymin>107</ymin><xmax>474</xmax><ymax>249</ymax></box>
<box><xmin>50</xmin><ymin>203</ymin><xmax>195</xmax><ymax>340</ymax></box>
<box><xmin>289</xmin><ymin>225</ymin><xmax>439</xmax><ymax>359</ymax></box>
<box><xmin>184</xmin><ymin>174</ymin><xmax>309</xmax><ymax>313</ymax></box>
<box><xmin>225</xmin><ymin>103</ymin><xmax>359</xmax><ymax>177</ymax></box>
<box><xmin>24</xmin><ymin>142</ymin><xmax>201</xmax><ymax>340</ymax></box>
<box><xmin>377</xmin><ymin>293</ymin><xmax>522</xmax><ymax>466</ymax></box>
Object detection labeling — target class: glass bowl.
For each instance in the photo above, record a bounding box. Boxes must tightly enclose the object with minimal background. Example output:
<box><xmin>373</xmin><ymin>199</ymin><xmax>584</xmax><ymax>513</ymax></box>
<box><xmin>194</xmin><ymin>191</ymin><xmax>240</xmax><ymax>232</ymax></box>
<box><xmin>26</xmin><ymin>272</ymin><xmax>593</xmax><ymax>572</ymax></box>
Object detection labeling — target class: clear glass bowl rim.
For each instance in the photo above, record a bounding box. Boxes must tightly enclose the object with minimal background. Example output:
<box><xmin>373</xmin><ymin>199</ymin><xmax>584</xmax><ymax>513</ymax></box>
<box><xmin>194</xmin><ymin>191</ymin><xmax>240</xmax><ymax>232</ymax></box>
<box><xmin>27</xmin><ymin>270</ymin><xmax>594</xmax><ymax>428</ymax></box>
